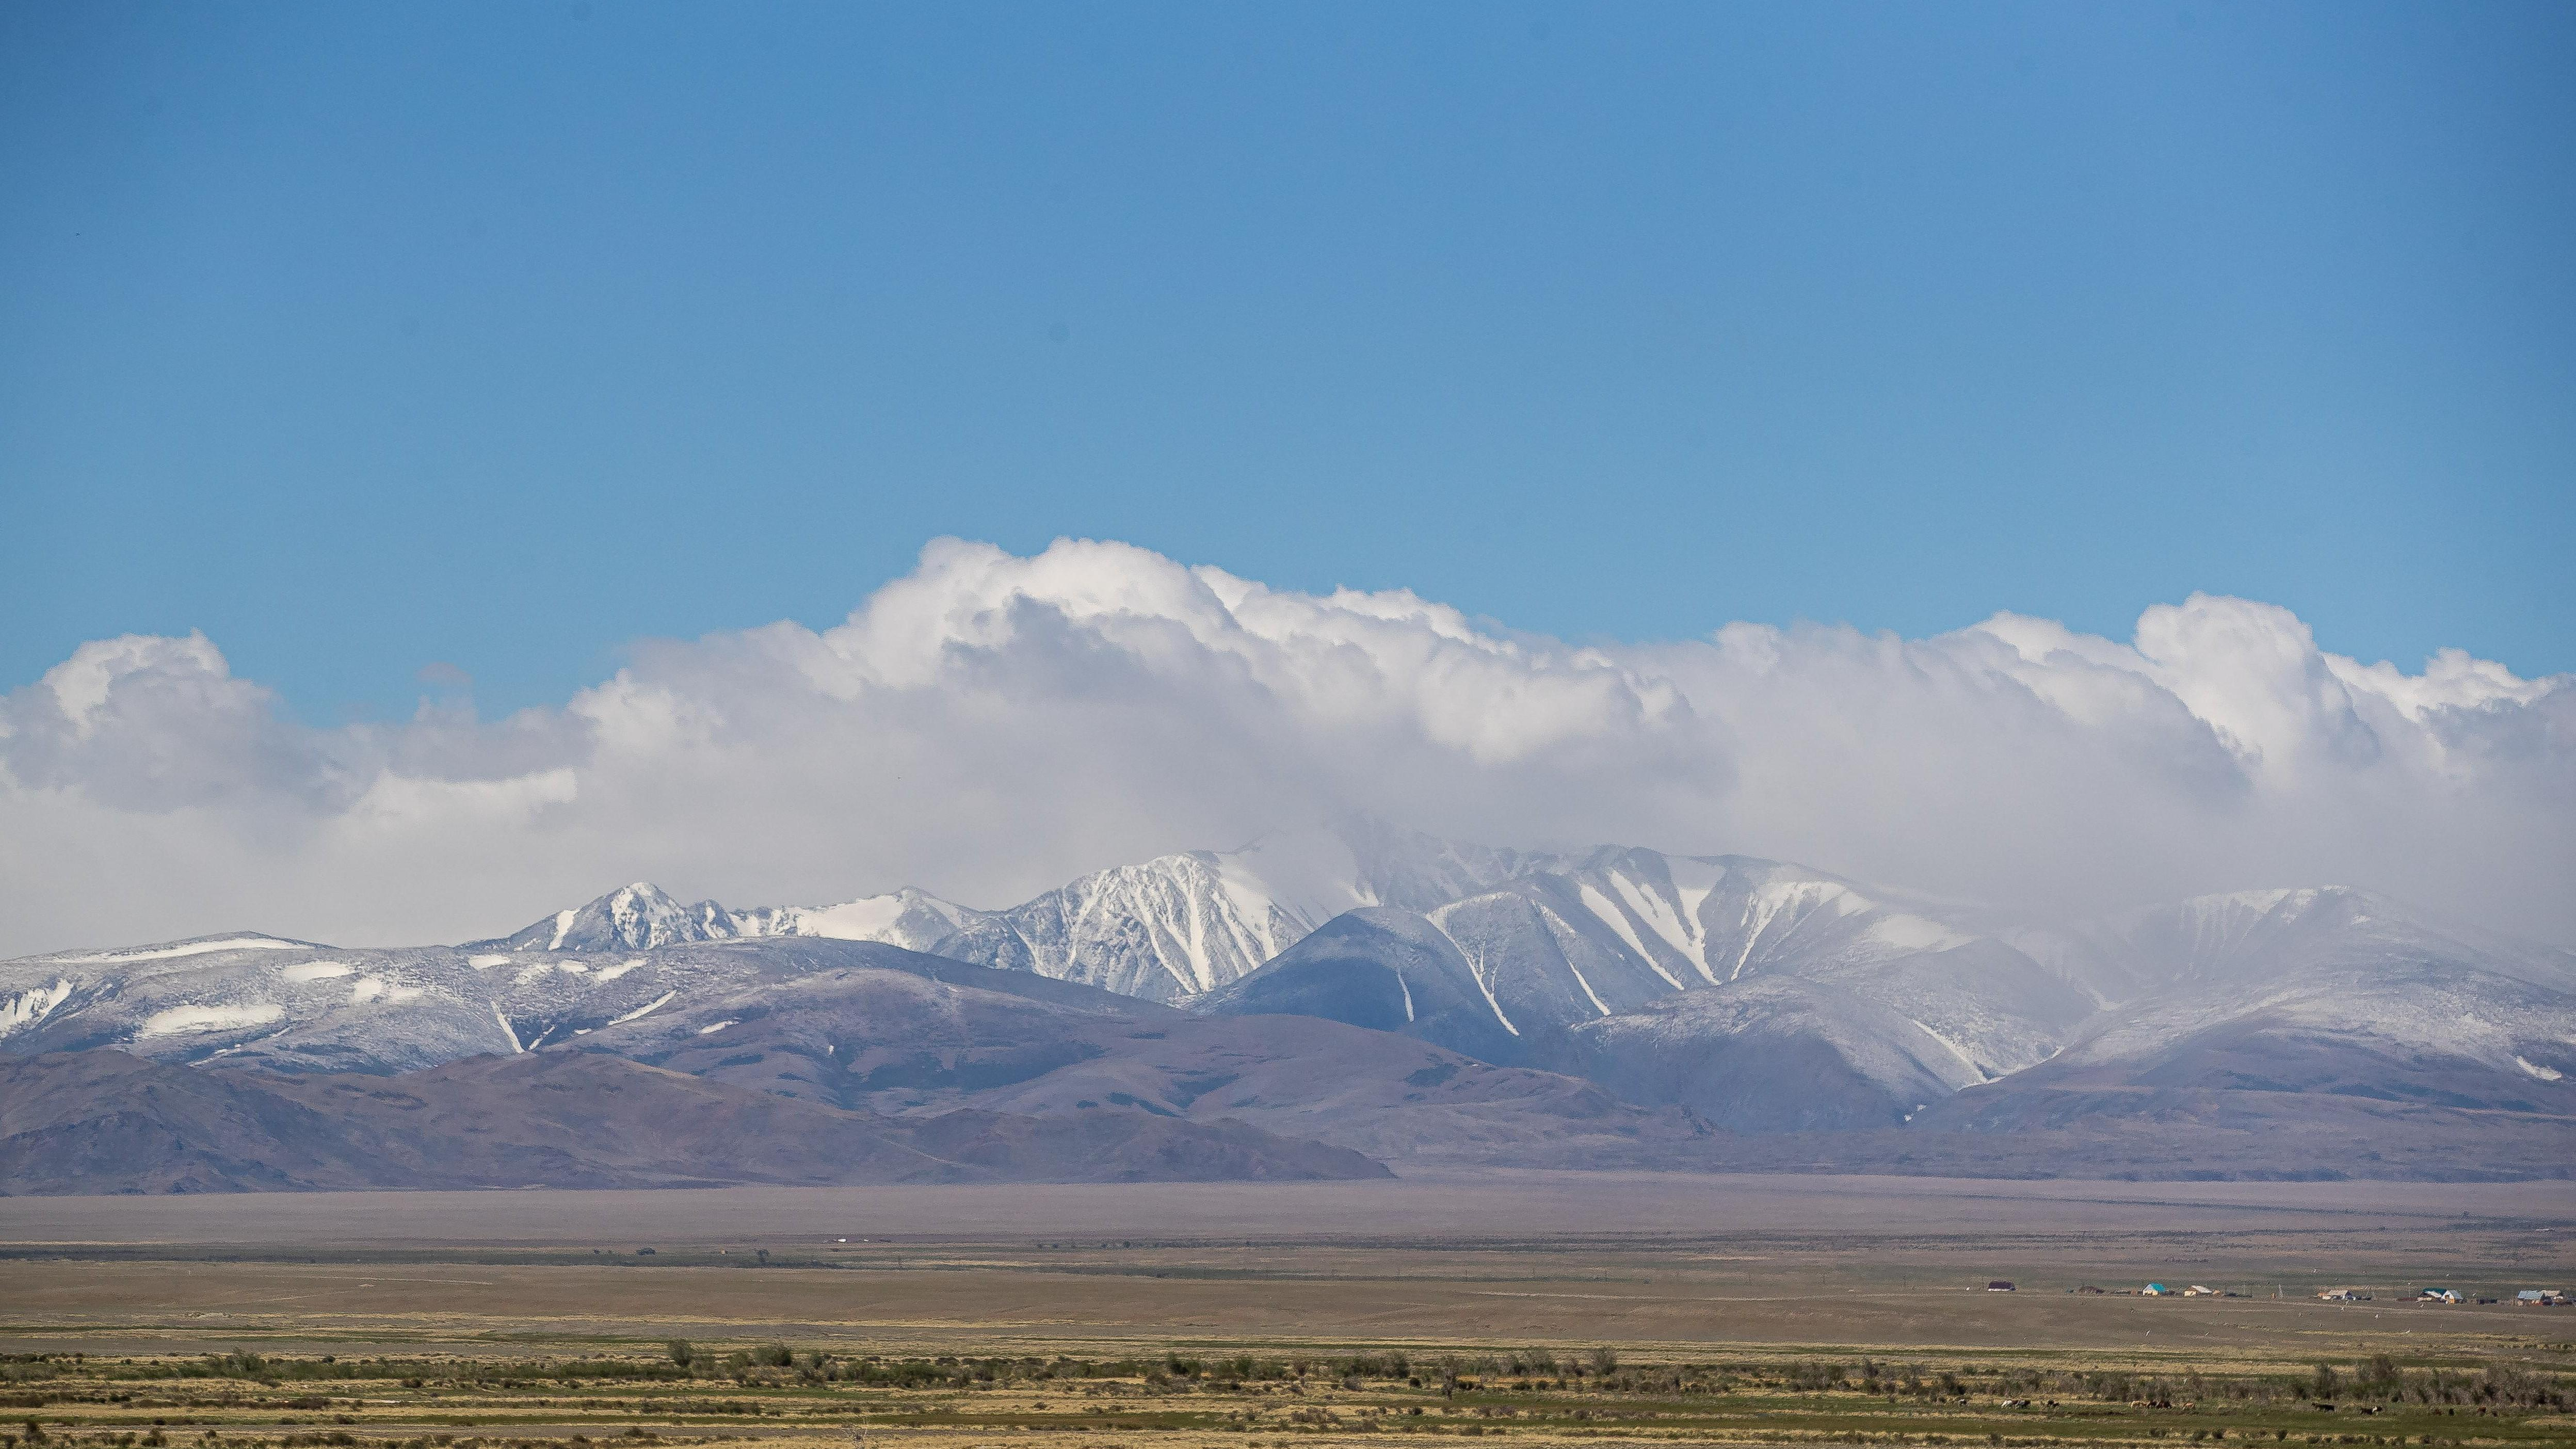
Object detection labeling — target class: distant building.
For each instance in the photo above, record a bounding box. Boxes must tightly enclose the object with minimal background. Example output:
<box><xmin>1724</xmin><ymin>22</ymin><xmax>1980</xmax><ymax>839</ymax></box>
<box><xmin>2184</xmin><ymin>1285</ymin><xmax>2216</xmax><ymax>1296</ymax></box>
<box><xmin>2143</xmin><ymin>1283</ymin><xmax>2168</xmax><ymax>1295</ymax></box>
<box><xmin>2317</xmin><ymin>1288</ymin><xmax>2364</xmax><ymax>1301</ymax></box>
<box><xmin>2075</xmin><ymin>1285</ymin><xmax>2106</xmax><ymax>1295</ymax></box>
<box><xmin>2418</xmin><ymin>1288</ymin><xmax>2462</xmax><ymax>1304</ymax></box>
<box><xmin>1986</xmin><ymin>1280</ymin><xmax>2016</xmax><ymax>1292</ymax></box>
<box><xmin>2515</xmin><ymin>1290</ymin><xmax>2566</xmax><ymax>1306</ymax></box>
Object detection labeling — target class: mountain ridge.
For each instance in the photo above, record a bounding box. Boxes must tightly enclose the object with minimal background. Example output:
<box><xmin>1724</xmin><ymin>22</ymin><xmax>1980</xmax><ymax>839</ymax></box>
<box><xmin>8</xmin><ymin>825</ymin><xmax>2572</xmax><ymax>1186</ymax></box>
<box><xmin>0</xmin><ymin>1047</ymin><xmax>1390</xmax><ymax>1195</ymax></box>
<box><xmin>463</xmin><ymin>822</ymin><xmax>1570</xmax><ymax>1001</ymax></box>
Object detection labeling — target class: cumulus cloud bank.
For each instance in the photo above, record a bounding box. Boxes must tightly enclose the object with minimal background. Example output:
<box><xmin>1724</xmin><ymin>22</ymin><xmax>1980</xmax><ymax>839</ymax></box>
<box><xmin>3</xmin><ymin>537</ymin><xmax>2569</xmax><ymax>957</ymax></box>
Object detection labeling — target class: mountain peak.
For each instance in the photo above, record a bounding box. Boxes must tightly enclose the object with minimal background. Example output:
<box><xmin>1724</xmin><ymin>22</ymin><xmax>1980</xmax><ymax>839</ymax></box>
<box><xmin>472</xmin><ymin>881</ymin><xmax>739</xmax><ymax>953</ymax></box>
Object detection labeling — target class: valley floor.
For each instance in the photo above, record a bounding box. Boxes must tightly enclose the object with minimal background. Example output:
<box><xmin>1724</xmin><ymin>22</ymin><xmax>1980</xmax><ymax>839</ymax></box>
<box><xmin>4</xmin><ymin>1174</ymin><xmax>2571</xmax><ymax>1358</ymax></box>
<box><xmin>7</xmin><ymin>1174</ymin><xmax>2573</xmax><ymax>1448</ymax></box>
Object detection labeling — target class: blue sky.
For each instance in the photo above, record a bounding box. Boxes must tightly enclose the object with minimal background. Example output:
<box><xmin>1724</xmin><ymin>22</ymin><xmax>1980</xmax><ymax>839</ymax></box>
<box><xmin>5</xmin><ymin>1</ymin><xmax>2571</xmax><ymax>721</ymax></box>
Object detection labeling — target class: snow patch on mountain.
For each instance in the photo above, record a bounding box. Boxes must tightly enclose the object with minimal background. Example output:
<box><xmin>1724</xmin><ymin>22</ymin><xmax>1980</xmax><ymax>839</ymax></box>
<box><xmin>63</xmin><ymin>936</ymin><xmax>305</xmax><ymax>964</ymax></box>
<box><xmin>1907</xmin><ymin>1016</ymin><xmax>1990</xmax><ymax>1082</ymax></box>
<box><xmin>1</xmin><ymin>979</ymin><xmax>74</xmax><ymax>1036</ymax></box>
<box><xmin>768</xmin><ymin>894</ymin><xmax>911</xmax><ymax>939</ymax></box>
<box><xmin>1577</xmin><ymin>882</ymin><xmax>1670</xmax><ymax>981</ymax></box>
<box><xmin>1607</xmin><ymin>867</ymin><xmax>1707</xmax><ymax>977</ymax></box>
<box><xmin>137</xmin><ymin>1002</ymin><xmax>284</xmax><ymax>1037</ymax></box>
<box><xmin>348</xmin><ymin>977</ymin><xmax>423</xmax><ymax>1006</ymax></box>
<box><xmin>1469</xmin><ymin>959</ymin><xmax>1521</xmax><ymax>1036</ymax></box>
<box><xmin>732</xmin><ymin>890</ymin><xmax>978</xmax><ymax>955</ymax></box>
<box><xmin>608</xmin><ymin>990</ymin><xmax>677</xmax><ymax>1025</ymax></box>
<box><xmin>1563</xmin><ymin>954</ymin><xmax>1612</xmax><ymax>1017</ymax></box>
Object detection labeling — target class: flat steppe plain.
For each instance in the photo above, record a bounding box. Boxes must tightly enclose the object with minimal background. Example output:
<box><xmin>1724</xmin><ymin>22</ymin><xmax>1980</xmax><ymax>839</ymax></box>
<box><xmin>5</xmin><ymin>1172</ymin><xmax>2572</xmax><ymax>1358</ymax></box>
<box><xmin>8</xmin><ymin>1173</ymin><xmax>2575</xmax><ymax>1449</ymax></box>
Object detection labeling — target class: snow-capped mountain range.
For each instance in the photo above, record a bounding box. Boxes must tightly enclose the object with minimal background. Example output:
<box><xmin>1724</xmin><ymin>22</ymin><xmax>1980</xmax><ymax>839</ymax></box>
<box><xmin>1192</xmin><ymin>852</ymin><xmax>2575</xmax><ymax>1130</ymax></box>
<box><xmin>469</xmin><ymin>820</ymin><xmax>1563</xmax><ymax>1000</ymax></box>
<box><xmin>6</xmin><ymin>819</ymin><xmax>2572</xmax><ymax>1177</ymax></box>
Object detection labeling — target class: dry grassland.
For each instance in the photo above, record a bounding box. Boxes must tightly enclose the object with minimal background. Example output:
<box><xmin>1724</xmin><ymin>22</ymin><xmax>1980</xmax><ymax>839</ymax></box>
<box><xmin>4</xmin><ymin>1175</ymin><xmax>2572</xmax><ymax>1449</ymax></box>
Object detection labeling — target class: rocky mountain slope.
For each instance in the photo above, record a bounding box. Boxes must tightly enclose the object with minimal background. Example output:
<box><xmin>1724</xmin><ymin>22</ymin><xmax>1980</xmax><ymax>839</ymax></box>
<box><xmin>472</xmin><ymin>821</ymin><xmax>1562</xmax><ymax>1001</ymax></box>
<box><xmin>556</xmin><ymin>951</ymin><xmax>1720</xmax><ymax>1170</ymax></box>
<box><xmin>0</xmin><ymin>929</ymin><xmax>1721</xmax><ymax>1180</ymax></box>
<box><xmin>1968</xmin><ymin>887</ymin><xmax>2576</xmax><ymax>1116</ymax></box>
<box><xmin>0</xmin><ymin>930</ymin><xmax>976</xmax><ymax>1074</ymax></box>
<box><xmin>8</xmin><ymin>828</ymin><xmax>2572</xmax><ymax>1186</ymax></box>
<box><xmin>0</xmin><ymin>1048</ymin><xmax>1387</xmax><ymax>1194</ymax></box>
<box><xmin>1202</xmin><ymin>850</ymin><xmax>2099</xmax><ymax>1128</ymax></box>
<box><xmin>1200</xmin><ymin>863</ymin><xmax>2576</xmax><ymax>1143</ymax></box>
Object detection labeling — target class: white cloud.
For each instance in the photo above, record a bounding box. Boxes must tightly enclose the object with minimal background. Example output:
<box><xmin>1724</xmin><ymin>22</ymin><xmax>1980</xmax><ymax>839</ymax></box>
<box><xmin>2</xmin><ymin>537</ymin><xmax>2569</xmax><ymax>956</ymax></box>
